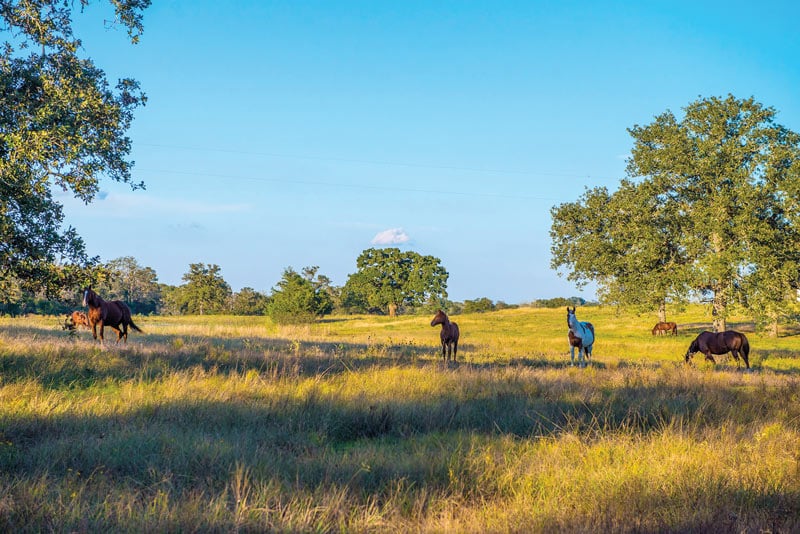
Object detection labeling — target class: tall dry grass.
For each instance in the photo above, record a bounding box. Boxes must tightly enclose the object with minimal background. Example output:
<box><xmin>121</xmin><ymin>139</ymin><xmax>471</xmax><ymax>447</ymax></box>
<box><xmin>0</xmin><ymin>307</ymin><xmax>798</xmax><ymax>532</ymax></box>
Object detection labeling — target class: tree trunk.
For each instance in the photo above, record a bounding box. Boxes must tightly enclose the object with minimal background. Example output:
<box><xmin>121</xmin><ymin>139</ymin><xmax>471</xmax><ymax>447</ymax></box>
<box><xmin>388</xmin><ymin>303</ymin><xmax>397</xmax><ymax>317</ymax></box>
<box><xmin>657</xmin><ymin>301</ymin><xmax>667</xmax><ymax>323</ymax></box>
<box><xmin>712</xmin><ymin>289</ymin><xmax>726</xmax><ymax>332</ymax></box>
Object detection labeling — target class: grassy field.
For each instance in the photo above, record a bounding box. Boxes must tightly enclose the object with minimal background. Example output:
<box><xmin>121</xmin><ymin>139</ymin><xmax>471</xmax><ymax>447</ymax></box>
<box><xmin>0</xmin><ymin>306</ymin><xmax>799</xmax><ymax>532</ymax></box>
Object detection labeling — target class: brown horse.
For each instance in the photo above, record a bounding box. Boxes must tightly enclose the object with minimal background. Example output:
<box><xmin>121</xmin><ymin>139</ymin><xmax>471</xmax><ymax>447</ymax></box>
<box><xmin>431</xmin><ymin>309</ymin><xmax>459</xmax><ymax>362</ymax></box>
<box><xmin>685</xmin><ymin>331</ymin><xmax>750</xmax><ymax>369</ymax></box>
<box><xmin>652</xmin><ymin>321</ymin><xmax>678</xmax><ymax>336</ymax></box>
<box><xmin>70</xmin><ymin>311</ymin><xmax>90</xmax><ymax>329</ymax></box>
<box><xmin>82</xmin><ymin>287</ymin><xmax>142</xmax><ymax>343</ymax></box>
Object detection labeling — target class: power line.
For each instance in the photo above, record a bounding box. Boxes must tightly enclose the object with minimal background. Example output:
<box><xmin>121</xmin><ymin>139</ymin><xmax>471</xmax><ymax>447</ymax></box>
<box><xmin>136</xmin><ymin>167</ymin><xmax>564</xmax><ymax>201</ymax></box>
<box><xmin>136</xmin><ymin>142</ymin><xmax>617</xmax><ymax>182</ymax></box>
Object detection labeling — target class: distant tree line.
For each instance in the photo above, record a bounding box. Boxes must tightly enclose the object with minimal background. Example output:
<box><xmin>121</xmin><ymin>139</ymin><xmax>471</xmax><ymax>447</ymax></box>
<box><xmin>0</xmin><ymin>248</ymin><xmax>546</xmax><ymax>323</ymax></box>
<box><xmin>529</xmin><ymin>297</ymin><xmax>590</xmax><ymax>309</ymax></box>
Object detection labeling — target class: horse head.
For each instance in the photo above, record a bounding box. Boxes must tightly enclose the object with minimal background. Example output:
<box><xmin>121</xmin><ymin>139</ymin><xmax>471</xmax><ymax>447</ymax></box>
<box><xmin>566</xmin><ymin>306</ymin><xmax>577</xmax><ymax>328</ymax></box>
<box><xmin>431</xmin><ymin>310</ymin><xmax>447</xmax><ymax>327</ymax></box>
<box><xmin>82</xmin><ymin>286</ymin><xmax>97</xmax><ymax>308</ymax></box>
<box><xmin>684</xmin><ymin>339</ymin><xmax>699</xmax><ymax>363</ymax></box>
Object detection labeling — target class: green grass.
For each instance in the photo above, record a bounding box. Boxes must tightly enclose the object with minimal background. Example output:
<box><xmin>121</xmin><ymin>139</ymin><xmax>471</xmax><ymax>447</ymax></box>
<box><xmin>0</xmin><ymin>307</ymin><xmax>799</xmax><ymax>532</ymax></box>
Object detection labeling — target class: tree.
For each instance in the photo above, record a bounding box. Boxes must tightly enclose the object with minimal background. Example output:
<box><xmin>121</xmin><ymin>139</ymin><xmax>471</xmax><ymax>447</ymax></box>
<box><xmin>179</xmin><ymin>263</ymin><xmax>231</xmax><ymax>315</ymax></box>
<box><xmin>551</xmin><ymin>179</ymin><xmax>693</xmax><ymax>323</ymax></box>
<box><xmin>268</xmin><ymin>267</ymin><xmax>333</xmax><ymax>324</ymax></box>
<box><xmin>231</xmin><ymin>287</ymin><xmax>270</xmax><ymax>316</ymax></box>
<box><xmin>343</xmin><ymin>248</ymin><xmax>449</xmax><ymax>316</ymax></box>
<box><xmin>157</xmin><ymin>283</ymin><xmax>183</xmax><ymax>315</ymax></box>
<box><xmin>551</xmin><ymin>95</ymin><xmax>800</xmax><ymax>331</ymax></box>
<box><xmin>94</xmin><ymin>256</ymin><xmax>160</xmax><ymax>314</ymax></box>
<box><xmin>1</xmin><ymin>0</ymin><xmax>149</xmax><ymax>295</ymax></box>
<box><xmin>463</xmin><ymin>297</ymin><xmax>496</xmax><ymax>313</ymax></box>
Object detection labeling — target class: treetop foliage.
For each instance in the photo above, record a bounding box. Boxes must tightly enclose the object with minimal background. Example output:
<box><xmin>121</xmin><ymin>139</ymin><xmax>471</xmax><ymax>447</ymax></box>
<box><xmin>1</xmin><ymin>0</ymin><xmax>149</xmax><ymax>295</ymax></box>
<box><xmin>343</xmin><ymin>248</ymin><xmax>449</xmax><ymax>316</ymax></box>
<box><xmin>268</xmin><ymin>266</ymin><xmax>333</xmax><ymax>324</ymax></box>
<box><xmin>551</xmin><ymin>95</ymin><xmax>800</xmax><ymax>330</ymax></box>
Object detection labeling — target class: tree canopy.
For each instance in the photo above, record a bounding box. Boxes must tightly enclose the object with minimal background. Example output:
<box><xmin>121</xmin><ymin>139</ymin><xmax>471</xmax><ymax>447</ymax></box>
<box><xmin>268</xmin><ymin>267</ymin><xmax>333</xmax><ymax>324</ymax></box>
<box><xmin>551</xmin><ymin>95</ymin><xmax>800</xmax><ymax>331</ymax></box>
<box><xmin>173</xmin><ymin>263</ymin><xmax>231</xmax><ymax>315</ymax></box>
<box><xmin>343</xmin><ymin>248</ymin><xmax>449</xmax><ymax>316</ymax></box>
<box><xmin>94</xmin><ymin>256</ymin><xmax>160</xmax><ymax>314</ymax></box>
<box><xmin>0</xmin><ymin>0</ymin><xmax>149</xmax><ymax>295</ymax></box>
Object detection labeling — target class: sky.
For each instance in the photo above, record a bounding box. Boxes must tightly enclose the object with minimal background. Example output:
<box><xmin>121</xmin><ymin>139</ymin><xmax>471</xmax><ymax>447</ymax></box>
<box><xmin>58</xmin><ymin>0</ymin><xmax>800</xmax><ymax>304</ymax></box>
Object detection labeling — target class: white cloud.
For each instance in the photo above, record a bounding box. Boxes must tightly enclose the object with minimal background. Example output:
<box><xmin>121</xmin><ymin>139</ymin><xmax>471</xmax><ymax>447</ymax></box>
<box><xmin>371</xmin><ymin>228</ymin><xmax>410</xmax><ymax>245</ymax></box>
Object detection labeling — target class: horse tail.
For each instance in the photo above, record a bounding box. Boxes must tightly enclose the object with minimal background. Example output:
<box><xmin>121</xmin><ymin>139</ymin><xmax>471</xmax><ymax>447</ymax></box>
<box><xmin>741</xmin><ymin>334</ymin><xmax>750</xmax><ymax>359</ymax></box>
<box><xmin>128</xmin><ymin>319</ymin><xmax>143</xmax><ymax>333</ymax></box>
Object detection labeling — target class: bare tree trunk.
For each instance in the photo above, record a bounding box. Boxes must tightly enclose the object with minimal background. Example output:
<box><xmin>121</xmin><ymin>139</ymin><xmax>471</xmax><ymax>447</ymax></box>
<box><xmin>388</xmin><ymin>303</ymin><xmax>397</xmax><ymax>317</ymax></box>
<box><xmin>657</xmin><ymin>301</ymin><xmax>667</xmax><ymax>323</ymax></box>
<box><xmin>712</xmin><ymin>290</ymin><xmax>726</xmax><ymax>332</ymax></box>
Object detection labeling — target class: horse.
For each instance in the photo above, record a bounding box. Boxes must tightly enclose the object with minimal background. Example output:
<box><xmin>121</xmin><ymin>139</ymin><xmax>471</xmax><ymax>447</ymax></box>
<box><xmin>567</xmin><ymin>306</ymin><xmax>594</xmax><ymax>367</ymax></box>
<box><xmin>69</xmin><ymin>311</ymin><xmax>90</xmax><ymax>330</ymax></box>
<box><xmin>685</xmin><ymin>331</ymin><xmax>750</xmax><ymax>369</ymax></box>
<box><xmin>431</xmin><ymin>309</ymin><xmax>459</xmax><ymax>362</ymax></box>
<box><xmin>652</xmin><ymin>321</ymin><xmax>678</xmax><ymax>336</ymax></box>
<box><xmin>82</xmin><ymin>287</ymin><xmax>142</xmax><ymax>343</ymax></box>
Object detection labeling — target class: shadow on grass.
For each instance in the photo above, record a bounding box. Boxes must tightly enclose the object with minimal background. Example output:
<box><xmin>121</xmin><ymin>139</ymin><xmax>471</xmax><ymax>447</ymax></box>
<box><xmin>0</xmin><ymin>351</ymin><xmax>799</xmax><ymax>531</ymax></box>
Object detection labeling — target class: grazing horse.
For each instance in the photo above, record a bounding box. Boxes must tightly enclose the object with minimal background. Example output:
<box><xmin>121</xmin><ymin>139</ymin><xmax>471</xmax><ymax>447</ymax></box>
<box><xmin>82</xmin><ymin>287</ymin><xmax>142</xmax><ymax>343</ymax></box>
<box><xmin>567</xmin><ymin>306</ymin><xmax>594</xmax><ymax>367</ymax></box>
<box><xmin>69</xmin><ymin>311</ymin><xmax>90</xmax><ymax>330</ymax></box>
<box><xmin>431</xmin><ymin>309</ymin><xmax>459</xmax><ymax>362</ymax></box>
<box><xmin>652</xmin><ymin>321</ymin><xmax>678</xmax><ymax>336</ymax></box>
<box><xmin>685</xmin><ymin>331</ymin><xmax>750</xmax><ymax>369</ymax></box>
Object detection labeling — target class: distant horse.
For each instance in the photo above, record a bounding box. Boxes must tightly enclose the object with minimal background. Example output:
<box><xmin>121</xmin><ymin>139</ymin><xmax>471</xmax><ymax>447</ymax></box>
<box><xmin>685</xmin><ymin>331</ymin><xmax>750</xmax><ymax>369</ymax></box>
<box><xmin>567</xmin><ymin>306</ymin><xmax>594</xmax><ymax>367</ymax></box>
<box><xmin>431</xmin><ymin>309</ymin><xmax>459</xmax><ymax>362</ymax></box>
<box><xmin>652</xmin><ymin>321</ymin><xmax>678</xmax><ymax>336</ymax></box>
<box><xmin>82</xmin><ymin>287</ymin><xmax>142</xmax><ymax>343</ymax></box>
<box><xmin>69</xmin><ymin>311</ymin><xmax>90</xmax><ymax>330</ymax></box>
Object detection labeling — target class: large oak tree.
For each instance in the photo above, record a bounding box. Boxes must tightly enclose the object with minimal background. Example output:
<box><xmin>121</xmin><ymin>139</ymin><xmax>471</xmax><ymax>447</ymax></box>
<box><xmin>343</xmin><ymin>248</ymin><xmax>449</xmax><ymax>316</ymax></box>
<box><xmin>1</xmin><ymin>0</ymin><xmax>149</xmax><ymax>296</ymax></box>
<box><xmin>551</xmin><ymin>95</ymin><xmax>800</xmax><ymax>331</ymax></box>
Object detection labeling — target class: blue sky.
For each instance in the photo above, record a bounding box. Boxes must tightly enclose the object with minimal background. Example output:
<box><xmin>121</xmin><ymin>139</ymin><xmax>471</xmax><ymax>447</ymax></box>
<box><xmin>59</xmin><ymin>1</ymin><xmax>800</xmax><ymax>303</ymax></box>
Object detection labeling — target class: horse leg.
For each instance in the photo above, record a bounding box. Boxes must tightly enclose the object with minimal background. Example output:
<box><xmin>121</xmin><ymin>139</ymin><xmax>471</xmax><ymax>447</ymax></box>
<box><xmin>441</xmin><ymin>341</ymin><xmax>447</xmax><ymax>361</ymax></box>
<box><xmin>107</xmin><ymin>326</ymin><xmax>121</xmax><ymax>343</ymax></box>
<box><xmin>570</xmin><ymin>345</ymin><xmax>575</xmax><ymax>366</ymax></box>
<box><xmin>704</xmin><ymin>351</ymin><xmax>716</xmax><ymax>364</ymax></box>
<box><xmin>453</xmin><ymin>340</ymin><xmax>458</xmax><ymax>361</ymax></box>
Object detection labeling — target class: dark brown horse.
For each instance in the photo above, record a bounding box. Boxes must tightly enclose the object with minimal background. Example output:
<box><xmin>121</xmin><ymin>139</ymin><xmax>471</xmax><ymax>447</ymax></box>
<box><xmin>685</xmin><ymin>331</ymin><xmax>750</xmax><ymax>369</ymax></box>
<box><xmin>82</xmin><ymin>287</ymin><xmax>142</xmax><ymax>343</ymax></box>
<box><xmin>652</xmin><ymin>321</ymin><xmax>678</xmax><ymax>336</ymax></box>
<box><xmin>431</xmin><ymin>309</ymin><xmax>459</xmax><ymax>362</ymax></box>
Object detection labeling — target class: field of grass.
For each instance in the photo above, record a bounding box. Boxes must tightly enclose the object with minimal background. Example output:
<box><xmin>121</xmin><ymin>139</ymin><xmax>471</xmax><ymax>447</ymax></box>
<box><xmin>0</xmin><ymin>306</ymin><xmax>799</xmax><ymax>532</ymax></box>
